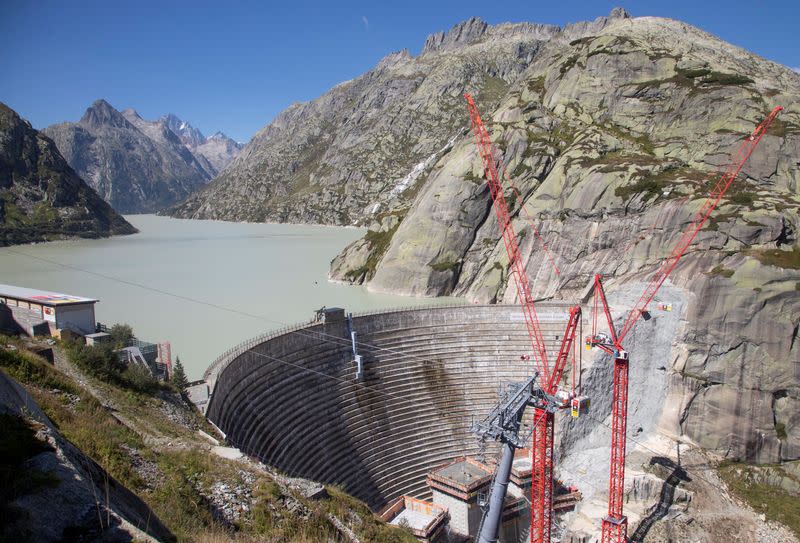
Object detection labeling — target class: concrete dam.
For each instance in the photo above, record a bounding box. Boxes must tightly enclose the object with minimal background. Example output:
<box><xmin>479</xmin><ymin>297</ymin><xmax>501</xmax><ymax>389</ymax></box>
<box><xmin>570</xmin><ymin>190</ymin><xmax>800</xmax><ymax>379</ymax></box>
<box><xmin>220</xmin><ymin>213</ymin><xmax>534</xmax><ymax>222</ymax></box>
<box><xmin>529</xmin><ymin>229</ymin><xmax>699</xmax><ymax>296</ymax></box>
<box><xmin>203</xmin><ymin>303</ymin><xmax>581</xmax><ymax>510</ymax></box>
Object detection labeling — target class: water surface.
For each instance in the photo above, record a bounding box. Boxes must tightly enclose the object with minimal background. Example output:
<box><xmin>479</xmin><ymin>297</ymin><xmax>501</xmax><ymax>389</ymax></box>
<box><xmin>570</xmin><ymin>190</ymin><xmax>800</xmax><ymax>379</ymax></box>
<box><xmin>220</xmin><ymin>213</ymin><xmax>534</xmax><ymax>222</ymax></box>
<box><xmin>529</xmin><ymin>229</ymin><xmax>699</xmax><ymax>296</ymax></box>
<box><xmin>0</xmin><ymin>215</ymin><xmax>458</xmax><ymax>378</ymax></box>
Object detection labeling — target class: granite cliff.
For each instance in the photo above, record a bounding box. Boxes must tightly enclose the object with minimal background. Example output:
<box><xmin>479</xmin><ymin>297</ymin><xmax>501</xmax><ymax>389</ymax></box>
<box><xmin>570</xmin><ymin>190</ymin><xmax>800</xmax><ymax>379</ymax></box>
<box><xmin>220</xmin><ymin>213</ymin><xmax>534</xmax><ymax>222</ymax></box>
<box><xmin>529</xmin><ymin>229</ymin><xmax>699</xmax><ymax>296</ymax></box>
<box><xmin>328</xmin><ymin>14</ymin><xmax>800</xmax><ymax>467</ymax></box>
<box><xmin>0</xmin><ymin>103</ymin><xmax>135</xmax><ymax>246</ymax></box>
<box><xmin>166</xmin><ymin>11</ymin><xmax>631</xmax><ymax>222</ymax></box>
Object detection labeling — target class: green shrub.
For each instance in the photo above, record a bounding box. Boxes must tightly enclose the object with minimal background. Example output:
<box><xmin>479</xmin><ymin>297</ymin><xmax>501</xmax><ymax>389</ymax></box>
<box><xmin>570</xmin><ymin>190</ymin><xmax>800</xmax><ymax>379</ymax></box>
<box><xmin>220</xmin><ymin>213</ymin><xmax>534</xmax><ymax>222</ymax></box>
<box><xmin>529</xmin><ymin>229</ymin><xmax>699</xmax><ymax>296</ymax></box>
<box><xmin>66</xmin><ymin>342</ymin><xmax>163</xmax><ymax>395</ymax></box>
<box><xmin>109</xmin><ymin>323</ymin><xmax>134</xmax><ymax>347</ymax></box>
<box><xmin>709</xmin><ymin>265</ymin><xmax>735</xmax><ymax>278</ymax></box>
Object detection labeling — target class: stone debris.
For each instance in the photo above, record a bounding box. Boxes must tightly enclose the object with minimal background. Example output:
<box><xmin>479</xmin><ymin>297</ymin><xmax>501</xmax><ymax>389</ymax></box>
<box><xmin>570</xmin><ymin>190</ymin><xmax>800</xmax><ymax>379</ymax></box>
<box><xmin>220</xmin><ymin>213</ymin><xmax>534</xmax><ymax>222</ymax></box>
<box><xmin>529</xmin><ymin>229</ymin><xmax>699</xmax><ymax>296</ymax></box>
<box><xmin>121</xmin><ymin>443</ymin><xmax>160</xmax><ymax>491</ymax></box>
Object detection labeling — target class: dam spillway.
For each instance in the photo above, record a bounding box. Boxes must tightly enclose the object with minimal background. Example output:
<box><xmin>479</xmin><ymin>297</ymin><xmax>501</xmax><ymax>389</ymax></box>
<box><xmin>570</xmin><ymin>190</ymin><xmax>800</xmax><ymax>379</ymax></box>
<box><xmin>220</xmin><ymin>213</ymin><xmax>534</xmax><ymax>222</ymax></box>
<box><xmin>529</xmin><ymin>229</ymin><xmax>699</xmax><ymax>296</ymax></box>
<box><xmin>204</xmin><ymin>303</ymin><xmax>580</xmax><ymax>510</ymax></box>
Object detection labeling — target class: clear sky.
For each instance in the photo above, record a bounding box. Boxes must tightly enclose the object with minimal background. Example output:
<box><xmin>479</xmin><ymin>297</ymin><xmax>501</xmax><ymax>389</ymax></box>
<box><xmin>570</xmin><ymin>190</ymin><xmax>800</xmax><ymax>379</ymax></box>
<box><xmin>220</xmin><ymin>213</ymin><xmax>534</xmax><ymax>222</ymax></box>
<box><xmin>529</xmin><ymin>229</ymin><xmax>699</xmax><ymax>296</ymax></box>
<box><xmin>1</xmin><ymin>0</ymin><xmax>798</xmax><ymax>142</ymax></box>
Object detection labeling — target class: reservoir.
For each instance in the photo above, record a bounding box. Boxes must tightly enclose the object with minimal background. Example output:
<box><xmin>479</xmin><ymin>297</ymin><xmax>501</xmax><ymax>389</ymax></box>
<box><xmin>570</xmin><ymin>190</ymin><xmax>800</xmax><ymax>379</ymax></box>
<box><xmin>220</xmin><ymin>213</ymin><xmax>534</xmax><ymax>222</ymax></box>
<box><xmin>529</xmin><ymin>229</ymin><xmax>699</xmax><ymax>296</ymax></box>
<box><xmin>0</xmin><ymin>215</ymin><xmax>459</xmax><ymax>378</ymax></box>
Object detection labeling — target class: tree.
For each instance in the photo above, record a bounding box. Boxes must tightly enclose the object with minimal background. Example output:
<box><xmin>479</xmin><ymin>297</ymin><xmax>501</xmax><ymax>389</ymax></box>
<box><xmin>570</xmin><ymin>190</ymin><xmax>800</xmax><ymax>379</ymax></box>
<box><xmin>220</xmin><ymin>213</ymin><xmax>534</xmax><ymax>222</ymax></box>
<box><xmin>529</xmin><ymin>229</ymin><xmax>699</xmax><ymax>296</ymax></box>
<box><xmin>109</xmin><ymin>323</ymin><xmax>134</xmax><ymax>347</ymax></box>
<box><xmin>171</xmin><ymin>357</ymin><xmax>188</xmax><ymax>389</ymax></box>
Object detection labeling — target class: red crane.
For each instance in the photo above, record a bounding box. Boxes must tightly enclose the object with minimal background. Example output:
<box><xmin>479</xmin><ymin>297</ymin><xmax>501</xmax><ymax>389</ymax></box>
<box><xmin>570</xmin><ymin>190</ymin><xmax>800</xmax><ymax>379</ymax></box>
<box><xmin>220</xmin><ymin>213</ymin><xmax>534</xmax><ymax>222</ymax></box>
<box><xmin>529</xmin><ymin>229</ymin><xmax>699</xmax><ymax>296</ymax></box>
<box><xmin>586</xmin><ymin>105</ymin><xmax>784</xmax><ymax>543</ymax></box>
<box><xmin>465</xmin><ymin>93</ymin><xmax>583</xmax><ymax>543</ymax></box>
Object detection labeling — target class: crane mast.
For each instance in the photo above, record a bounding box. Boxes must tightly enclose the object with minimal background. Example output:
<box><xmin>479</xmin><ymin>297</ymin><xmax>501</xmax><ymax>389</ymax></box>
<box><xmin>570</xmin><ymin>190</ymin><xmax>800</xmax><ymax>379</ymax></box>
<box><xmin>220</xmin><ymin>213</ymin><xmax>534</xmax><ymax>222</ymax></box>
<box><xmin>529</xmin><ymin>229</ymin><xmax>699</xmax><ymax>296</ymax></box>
<box><xmin>465</xmin><ymin>93</ymin><xmax>583</xmax><ymax>543</ymax></box>
<box><xmin>587</xmin><ymin>106</ymin><xmax>783</xmax><ymax>543</ymax></box>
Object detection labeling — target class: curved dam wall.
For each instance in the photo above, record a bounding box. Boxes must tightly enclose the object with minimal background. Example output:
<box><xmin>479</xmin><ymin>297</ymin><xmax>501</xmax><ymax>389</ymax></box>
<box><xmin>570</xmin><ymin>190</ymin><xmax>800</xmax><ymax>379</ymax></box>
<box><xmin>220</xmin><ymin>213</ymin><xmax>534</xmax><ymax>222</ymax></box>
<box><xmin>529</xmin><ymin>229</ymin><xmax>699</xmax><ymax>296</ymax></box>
<box><xmin>205</xmin><ymin>303</ymin><xmax>579</xmax><ymax>510</ymax></box>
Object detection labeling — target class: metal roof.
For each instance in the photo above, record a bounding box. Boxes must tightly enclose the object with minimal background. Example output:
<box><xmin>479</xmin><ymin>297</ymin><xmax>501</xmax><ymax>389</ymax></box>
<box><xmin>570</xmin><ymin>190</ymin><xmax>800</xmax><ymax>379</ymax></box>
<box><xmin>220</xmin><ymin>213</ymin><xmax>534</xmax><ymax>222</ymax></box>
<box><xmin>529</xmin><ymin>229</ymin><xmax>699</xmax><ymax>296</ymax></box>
<box><xmin>0</xmin><ymin>284</ymin><xmax>98</xmax><ymax>306</ymax></box>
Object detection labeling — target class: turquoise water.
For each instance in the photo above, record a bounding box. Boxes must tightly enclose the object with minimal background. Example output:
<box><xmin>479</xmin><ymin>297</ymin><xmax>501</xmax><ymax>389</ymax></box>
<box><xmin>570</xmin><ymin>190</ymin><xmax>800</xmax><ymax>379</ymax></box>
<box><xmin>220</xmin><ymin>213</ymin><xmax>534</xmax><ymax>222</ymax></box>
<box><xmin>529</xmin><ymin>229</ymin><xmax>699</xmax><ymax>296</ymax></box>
<box><xmin>0</xmin><ymin>215</ymin><xmax>458</xmax><ymax>378</ymax></box>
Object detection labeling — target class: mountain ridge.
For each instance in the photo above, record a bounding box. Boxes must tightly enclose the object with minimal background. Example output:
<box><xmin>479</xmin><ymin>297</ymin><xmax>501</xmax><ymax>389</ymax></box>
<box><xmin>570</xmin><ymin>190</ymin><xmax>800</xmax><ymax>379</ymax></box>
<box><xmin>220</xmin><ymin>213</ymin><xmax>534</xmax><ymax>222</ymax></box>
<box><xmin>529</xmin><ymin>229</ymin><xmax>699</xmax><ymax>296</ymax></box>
<box><xmin>166</xmin><ymin>9</ymin><xmax>633</xmax><ymax>223</ymax></box>
<box><xmin>44</xmin><ymin>101</ymin><xmax>244</xmax><ymax>213</ymax></box>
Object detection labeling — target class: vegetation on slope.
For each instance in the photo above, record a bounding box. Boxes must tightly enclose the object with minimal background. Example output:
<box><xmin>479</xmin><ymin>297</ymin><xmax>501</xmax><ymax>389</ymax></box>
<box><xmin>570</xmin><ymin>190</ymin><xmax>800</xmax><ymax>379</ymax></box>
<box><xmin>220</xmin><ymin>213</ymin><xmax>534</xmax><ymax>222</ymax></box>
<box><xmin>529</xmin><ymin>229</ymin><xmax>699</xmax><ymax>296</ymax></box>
<box><xmin>718</xmin><ymin>461</ymin><xmax>800</xmax><ymax>538</ymax></box>
<box><xmin>0</xmin><ymin>337</ymin><xmax>416</xmax><ymax>542</ymax></box>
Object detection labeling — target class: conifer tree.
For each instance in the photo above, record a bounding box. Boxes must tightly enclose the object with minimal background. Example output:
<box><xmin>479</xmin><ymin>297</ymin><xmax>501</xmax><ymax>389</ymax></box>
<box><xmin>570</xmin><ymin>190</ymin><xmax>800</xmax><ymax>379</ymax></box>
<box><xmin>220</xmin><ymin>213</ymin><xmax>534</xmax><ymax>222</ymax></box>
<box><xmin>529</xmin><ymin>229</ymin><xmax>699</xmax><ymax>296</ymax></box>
<box><xmin>172</xmin><ymin>357</ymin><xmax>188</xmax><ymax>389</ymax></box>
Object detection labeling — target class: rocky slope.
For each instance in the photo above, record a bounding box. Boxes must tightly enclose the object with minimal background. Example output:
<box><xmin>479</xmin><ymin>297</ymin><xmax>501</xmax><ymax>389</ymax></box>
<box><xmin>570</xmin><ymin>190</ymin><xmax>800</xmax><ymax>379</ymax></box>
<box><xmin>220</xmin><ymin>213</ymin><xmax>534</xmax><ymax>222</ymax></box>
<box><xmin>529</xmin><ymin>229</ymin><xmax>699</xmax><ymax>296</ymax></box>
<box><xmin>328</xmin><ymin>13</ymin><xmax>800</xmax><ymax>468</ymax></box>
<box><xmin>0</xmin><ymin>103</ymin><xmax>136</xmax><ymax>246</ymax></box>
<box><xmin>167</xmin><ymin>10</ymin><xmax>632</xmax><ymax>222</ymax></box>
<box><xmin>44</xmin><ymin>100</ymin><xmax>216</xmax><ymax>213</ymax></box>
<box><xmin>0</xmin><ymin>368</ymin><xmax>172</xmax><ymax>542</ymax></box>
<box><xmin>1</xmin><ymin>337</ymin><xmax>416</xmax><ymax>542</ymax></box>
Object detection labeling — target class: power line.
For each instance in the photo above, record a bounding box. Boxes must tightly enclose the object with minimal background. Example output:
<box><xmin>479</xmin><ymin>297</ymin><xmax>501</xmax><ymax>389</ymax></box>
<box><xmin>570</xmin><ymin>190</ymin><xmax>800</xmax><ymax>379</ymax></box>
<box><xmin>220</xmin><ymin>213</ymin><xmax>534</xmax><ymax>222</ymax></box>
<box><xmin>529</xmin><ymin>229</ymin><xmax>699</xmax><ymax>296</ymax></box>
<box><xmin>0</xmin><ymin>246</ymin><xmax>467</xmax><ymax>370</ymax></box>
<box><xmin>2</xmin><ymin>246</ymin><xmax>735</xmax><ymax>516</ymax></box>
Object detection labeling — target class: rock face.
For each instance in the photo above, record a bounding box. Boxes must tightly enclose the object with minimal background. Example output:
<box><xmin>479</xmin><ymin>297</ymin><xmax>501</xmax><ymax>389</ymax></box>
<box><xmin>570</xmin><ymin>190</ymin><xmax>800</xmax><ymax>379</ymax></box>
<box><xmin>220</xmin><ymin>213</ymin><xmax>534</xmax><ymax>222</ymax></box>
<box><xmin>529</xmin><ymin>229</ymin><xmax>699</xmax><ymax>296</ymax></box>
<box><xmin>44</xmin><ymin>100</ymin><xmax>224</xmax><ymax>213</ymax></box>
<box><xmin>161</xmin><ymin>114</ymin><xmax>244</xmax><ymax>174</ymax></box>
<box><xmin>0</xmin><ymin>370</ymin><xmax>173</xmax><ymax>542</ymax></box>
<box><xmin>329</xmin><ymin>14</ymin><xmax>800</xmax><ymax>464</ymax></box>
<box><xmin>166</xmin><ymin>11</ymin><xmax>629</xmax><ymax>223</ymax></box>
<box><xmin>0</xmin><ymin>103</ymin><xmax>136</xmax><ymax>246</ymax></box>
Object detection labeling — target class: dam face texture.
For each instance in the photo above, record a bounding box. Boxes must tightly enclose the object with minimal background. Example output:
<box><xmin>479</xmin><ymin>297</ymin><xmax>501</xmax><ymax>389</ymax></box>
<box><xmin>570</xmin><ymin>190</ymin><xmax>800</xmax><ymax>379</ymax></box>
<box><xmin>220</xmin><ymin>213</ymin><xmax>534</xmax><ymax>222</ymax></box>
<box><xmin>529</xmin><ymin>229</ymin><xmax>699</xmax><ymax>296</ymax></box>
<box><xmin>205</xmin><ymin>304</ymin><xmax>579</xmax><ymax>510</ymax></box>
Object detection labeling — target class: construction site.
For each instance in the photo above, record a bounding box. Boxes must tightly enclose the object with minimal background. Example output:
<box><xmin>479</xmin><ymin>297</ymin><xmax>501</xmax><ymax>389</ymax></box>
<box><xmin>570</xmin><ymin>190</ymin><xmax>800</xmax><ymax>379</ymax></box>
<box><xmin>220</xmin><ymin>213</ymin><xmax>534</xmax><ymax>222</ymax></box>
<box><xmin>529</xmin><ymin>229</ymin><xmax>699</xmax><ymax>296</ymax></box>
<box><xmin>185</xmin><ymin>100</ymin><xmax>786</xmax><ymax>543</ymax></box>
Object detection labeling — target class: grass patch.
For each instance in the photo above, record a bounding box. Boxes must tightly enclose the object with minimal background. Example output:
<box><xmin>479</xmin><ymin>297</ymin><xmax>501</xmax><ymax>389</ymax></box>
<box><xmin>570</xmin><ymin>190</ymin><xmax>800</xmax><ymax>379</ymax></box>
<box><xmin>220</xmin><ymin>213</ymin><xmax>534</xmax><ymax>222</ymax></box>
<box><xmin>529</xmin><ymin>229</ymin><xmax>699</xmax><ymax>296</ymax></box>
<box><xmin>775</xmin><ymin>422</ymin><xmax>788</xmax><ymax>440</ymax></box>
<box><xmin>702</xmin><ymin>71</ymin><xmax>754</xmax><ymax>86</ymax></box>
<box><xmin>708</xmin><ymin>265</ymin><xmax>735</xmax><ymax>278</ymax></box>
<box><xmin>730</xmin><ymin>192</ymin><xmax>756</xmax><ymax>207</ymax></box>
<box><xmin>632</xmin><ymin>67</ymin><xmax>753</xmax><ymax>97</ymax></box>
<box><xmin>526</xmin><ymin>76</ymin><xmax>546</xmax><ymax>99</ymax></box>
<box><xmin>748</xmin><ymin>247</ymin><xmax>800</xmax><ymax>270</ymax></box>
<box><xmin>678</xmin><ymin>67</ymin><xmax>712</xmax><ymax>79</ymax></box>
<box><xmin>0</xmin><ymin>344</ymin><xmax>76</xmax><ymax>394</ymax></box>
<box><xmin>344</xmin><ymin>221</ymin><xmax>401</xmax><ymax>283</ymax></box>
<box><xmin>718</xmin><ymin>462</ymin><xmax>800</xmax><ymax>538</ymax></box>
<box><xmin>429</xmin><ymin>260</ymin><xmax>461</xmax><ymax>273</ymax></box>
<box><xmin>559</xmin><ymin>54</ymin><xmax>582</xmax><ymax>77</ymax></box>
<box><xmin>601</xmin><ymin>123</ymin><xmax>656</xmax><ymax>155</ymax></box>
<box><xmin>615</xmin><ymin>177</ymin><xmax>667</xmax><ymax>201</ymax></box>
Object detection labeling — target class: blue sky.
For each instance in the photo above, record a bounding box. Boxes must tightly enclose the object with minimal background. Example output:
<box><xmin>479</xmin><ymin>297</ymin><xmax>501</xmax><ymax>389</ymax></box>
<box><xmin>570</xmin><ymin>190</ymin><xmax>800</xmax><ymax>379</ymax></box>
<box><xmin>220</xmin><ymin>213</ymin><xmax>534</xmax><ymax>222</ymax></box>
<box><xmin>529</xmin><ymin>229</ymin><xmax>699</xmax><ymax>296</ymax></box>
<box><xmin>1</xmin><ymin>0</ymin><xmax>798</xmax><ymax>142</ymax></box>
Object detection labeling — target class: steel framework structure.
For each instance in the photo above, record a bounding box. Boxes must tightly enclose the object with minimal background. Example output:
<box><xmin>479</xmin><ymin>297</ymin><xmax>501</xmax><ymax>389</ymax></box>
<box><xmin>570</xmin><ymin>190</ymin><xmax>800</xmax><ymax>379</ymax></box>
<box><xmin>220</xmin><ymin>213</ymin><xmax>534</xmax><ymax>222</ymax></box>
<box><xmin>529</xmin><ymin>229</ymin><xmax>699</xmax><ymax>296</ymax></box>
<box><xmin>588</xmin><ymin>106</ymin><xmax>784</xmax><ymax>543</ymax></box>
<box><xmin>466</xmin><ymin>93</ymin><xmax>583</xmax><ymax>543</ymax></box>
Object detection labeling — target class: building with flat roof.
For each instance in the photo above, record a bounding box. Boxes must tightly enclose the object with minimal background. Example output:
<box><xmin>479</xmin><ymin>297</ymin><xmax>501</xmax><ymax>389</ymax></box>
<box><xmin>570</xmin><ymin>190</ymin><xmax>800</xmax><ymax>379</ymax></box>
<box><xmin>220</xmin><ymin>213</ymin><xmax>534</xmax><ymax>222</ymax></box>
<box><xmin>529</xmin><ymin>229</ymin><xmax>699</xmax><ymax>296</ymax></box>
<box><xmin>427</xmin><ymin>456</ymin><xmax>527</xmax><ymax>542</ymax></box>
<box><xmin>379</xmin><ymin>496</ymin><xmax>449</xmax><ymax>543</ymax></box>
<box><xmin>0</xmin><ymin>284</ymin><xmax>98</xmax><ymax>337</ymax></box>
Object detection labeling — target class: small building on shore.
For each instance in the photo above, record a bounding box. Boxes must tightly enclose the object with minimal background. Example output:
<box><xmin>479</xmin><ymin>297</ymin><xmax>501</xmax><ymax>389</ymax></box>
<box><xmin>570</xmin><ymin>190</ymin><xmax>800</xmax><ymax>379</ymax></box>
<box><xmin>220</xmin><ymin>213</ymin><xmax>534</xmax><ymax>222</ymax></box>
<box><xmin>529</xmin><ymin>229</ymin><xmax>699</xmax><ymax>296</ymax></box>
<box><xmin>0</xmin><ymin>284</ymin><xmax>98</xmax><ymax>337</ymax></box>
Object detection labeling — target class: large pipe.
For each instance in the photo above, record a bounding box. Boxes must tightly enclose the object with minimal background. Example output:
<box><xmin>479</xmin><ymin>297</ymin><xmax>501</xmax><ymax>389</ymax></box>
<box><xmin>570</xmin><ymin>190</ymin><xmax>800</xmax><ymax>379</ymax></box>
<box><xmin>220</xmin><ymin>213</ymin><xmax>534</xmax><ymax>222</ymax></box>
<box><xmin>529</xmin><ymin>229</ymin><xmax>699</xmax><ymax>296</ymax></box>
<box><xmin>478</xmin><ymin>441</ymin><xmax>516</xmax><ymax>543</ymax></box>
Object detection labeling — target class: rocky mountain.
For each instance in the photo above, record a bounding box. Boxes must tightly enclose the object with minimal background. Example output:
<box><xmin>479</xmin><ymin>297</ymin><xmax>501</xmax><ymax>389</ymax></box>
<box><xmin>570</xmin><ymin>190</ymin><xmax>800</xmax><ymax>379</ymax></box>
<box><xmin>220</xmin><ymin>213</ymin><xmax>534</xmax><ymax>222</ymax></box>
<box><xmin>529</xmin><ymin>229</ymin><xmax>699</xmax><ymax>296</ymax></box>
<box><xmin>166</xmin><ymin>11</ymin><xmax>629</xmax><ymax>222</ymax></box>
<box><xmin>162</xmin><ymin>114</ymin><xmax>244</xmax><ymax>174</ymax></box>
<box><xmin>327</xmin><ymin>12</ymin><xmax>800</xmax><ymax>469</ymax></box>
<box><xmin>44</xmin><ymin>100</ymin><xmax>215</xmax><ymax>213</ymax></box>
<box><xmin>163</xmin><ymin>113</ymin><xmax>206</xmax><ymax>147</ymax></box>
<box><xmin>0</xmin><ymin>103</ymin><xmax>136</xmax><ymax>246</ymax></box>
<box><xmin>173</xmin><ymin>8</ymin><xmax>800</xmax><ymax>470</ymax></box>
